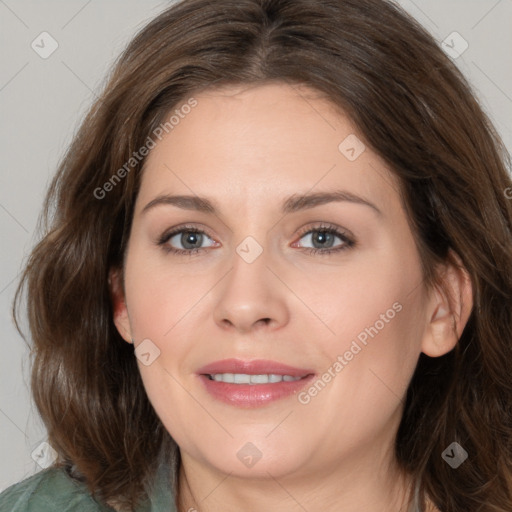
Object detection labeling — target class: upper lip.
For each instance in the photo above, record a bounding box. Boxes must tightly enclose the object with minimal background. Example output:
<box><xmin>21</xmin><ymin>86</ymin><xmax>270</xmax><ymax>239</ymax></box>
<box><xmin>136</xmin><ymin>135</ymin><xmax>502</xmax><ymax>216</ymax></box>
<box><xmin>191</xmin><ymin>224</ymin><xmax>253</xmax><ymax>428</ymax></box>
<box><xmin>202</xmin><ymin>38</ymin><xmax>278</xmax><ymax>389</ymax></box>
<box><xmin>197</xmin><ymin>358</ymin><xmax>314</xmax><ymax>378</ymax></box>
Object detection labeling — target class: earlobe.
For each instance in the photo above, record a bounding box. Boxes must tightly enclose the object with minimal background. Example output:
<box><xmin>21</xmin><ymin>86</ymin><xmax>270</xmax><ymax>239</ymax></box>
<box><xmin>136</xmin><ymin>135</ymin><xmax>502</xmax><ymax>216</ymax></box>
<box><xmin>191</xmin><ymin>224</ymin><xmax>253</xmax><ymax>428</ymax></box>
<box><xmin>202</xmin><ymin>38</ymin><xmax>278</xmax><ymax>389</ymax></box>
<box><xmin>108</xmin><ymin>267</ymin><xmax>133</xmax><ymax>344</ymax></box>
<box><xmin>421</xmin><ymin>250</ymin><xmax>473</xmax><ymax>358</ymax></box>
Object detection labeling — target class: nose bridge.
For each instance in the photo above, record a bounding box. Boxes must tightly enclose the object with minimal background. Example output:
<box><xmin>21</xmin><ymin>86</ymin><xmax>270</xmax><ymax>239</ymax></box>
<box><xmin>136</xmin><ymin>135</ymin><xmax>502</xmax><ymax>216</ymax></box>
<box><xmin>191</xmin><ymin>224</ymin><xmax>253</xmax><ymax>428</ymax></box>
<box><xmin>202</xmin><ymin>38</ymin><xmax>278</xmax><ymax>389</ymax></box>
<box><xmin>212</xmin><ymin>231</ymin><xmax>289</xmax><ymax>332</ymax></box>
<box><xmin>234</xmin><ymin>234</ymin><xmax>270</xmax><ymax>286</ymax></box>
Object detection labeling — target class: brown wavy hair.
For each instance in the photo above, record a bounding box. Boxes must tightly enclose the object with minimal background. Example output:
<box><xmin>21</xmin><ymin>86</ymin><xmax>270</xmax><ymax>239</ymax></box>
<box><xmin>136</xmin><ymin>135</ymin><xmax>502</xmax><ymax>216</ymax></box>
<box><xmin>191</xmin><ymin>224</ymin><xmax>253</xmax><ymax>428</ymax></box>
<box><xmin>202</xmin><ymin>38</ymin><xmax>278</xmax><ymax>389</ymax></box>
<box><xmin>12</xmin><ymin>0</ymin><xmax>512</xmax><ymax>510</ymax></box>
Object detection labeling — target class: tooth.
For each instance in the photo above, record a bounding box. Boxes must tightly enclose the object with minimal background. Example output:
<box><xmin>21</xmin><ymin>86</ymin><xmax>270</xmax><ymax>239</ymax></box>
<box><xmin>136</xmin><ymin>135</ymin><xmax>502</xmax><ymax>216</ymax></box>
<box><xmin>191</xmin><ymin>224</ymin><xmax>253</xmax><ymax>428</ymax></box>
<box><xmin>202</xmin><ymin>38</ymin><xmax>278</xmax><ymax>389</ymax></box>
<box><xmin>234</xmin><ymin>373</ymin><xmax>251</xmax><ymax>384</ymax></box>
<box><xmin>250</xmin><ymin>374</ymin><xmax>269</xmax><ymax>384</ymax></box>
<box><xmin>208</xmin><ymin>373</ymin><xmax>303</xmax><ymax>384</ymax></box>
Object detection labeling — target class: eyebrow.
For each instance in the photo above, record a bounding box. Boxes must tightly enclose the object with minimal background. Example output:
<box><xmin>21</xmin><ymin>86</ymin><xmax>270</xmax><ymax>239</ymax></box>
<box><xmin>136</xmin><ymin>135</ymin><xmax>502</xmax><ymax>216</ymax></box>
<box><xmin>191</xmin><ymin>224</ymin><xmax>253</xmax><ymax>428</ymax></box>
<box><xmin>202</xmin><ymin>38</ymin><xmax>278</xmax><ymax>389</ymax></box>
<box><xmin>141</xmin><ymin>190</ymin><xmax>382</xmax><ymax>217</ymax></box>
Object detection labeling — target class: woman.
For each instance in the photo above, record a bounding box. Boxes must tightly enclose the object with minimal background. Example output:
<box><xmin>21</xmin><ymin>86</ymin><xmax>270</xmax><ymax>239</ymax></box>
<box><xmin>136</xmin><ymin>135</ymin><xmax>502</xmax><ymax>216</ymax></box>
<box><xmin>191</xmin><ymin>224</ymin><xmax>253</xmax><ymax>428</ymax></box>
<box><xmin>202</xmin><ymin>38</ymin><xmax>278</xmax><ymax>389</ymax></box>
<box><xmin>1</xmin><ymin>0</ymin><xmax>511</xmax><ymax>510</ymax></box>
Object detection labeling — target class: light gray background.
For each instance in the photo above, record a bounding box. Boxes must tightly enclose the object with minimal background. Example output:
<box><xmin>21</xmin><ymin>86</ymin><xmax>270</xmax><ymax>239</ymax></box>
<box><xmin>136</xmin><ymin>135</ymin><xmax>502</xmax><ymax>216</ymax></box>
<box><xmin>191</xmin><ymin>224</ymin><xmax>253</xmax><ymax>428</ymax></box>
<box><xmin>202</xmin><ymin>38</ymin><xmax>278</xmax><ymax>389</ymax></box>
<box><xmin>1</xmin><ymin>0</ymin><xmax>511</xmax><ymax>492</ymax></box>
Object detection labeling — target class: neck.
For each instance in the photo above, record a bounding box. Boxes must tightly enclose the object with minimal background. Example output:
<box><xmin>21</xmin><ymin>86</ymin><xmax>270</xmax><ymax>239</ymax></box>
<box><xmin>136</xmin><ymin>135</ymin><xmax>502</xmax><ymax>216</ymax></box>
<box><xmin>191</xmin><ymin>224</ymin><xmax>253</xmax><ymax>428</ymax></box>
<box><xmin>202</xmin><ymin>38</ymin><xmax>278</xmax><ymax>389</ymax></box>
<box><xmin>176</xmin><ymin>452</ymin><xmax>417</xmax><ymax>512</ymax></box>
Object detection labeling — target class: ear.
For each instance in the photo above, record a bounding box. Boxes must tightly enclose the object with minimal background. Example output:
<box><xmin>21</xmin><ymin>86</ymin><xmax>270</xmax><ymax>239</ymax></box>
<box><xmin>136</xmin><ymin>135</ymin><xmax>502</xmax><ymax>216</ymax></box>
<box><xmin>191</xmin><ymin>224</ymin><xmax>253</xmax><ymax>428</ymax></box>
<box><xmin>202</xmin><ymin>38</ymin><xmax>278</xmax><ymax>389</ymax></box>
<box><xmin>108</xmin><ymin>267</ymin><xmax>133</xmax><ymax>344</ymax></box>
<box><xmin>421</xmin><ymin>249</ymin><xmax>473</xmax><ymax>357</ymax></box>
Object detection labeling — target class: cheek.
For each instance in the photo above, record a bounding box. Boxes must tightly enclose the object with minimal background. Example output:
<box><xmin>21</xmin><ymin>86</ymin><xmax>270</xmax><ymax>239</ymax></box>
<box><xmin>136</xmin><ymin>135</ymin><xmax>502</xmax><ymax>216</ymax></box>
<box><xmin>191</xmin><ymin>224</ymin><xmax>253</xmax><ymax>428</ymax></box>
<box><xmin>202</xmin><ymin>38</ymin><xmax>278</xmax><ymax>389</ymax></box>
<box><xmin>124</xmin><ymin>256</ymin><xmax>204</xmax><ymax>430</ymax></box>
<box><xmin>315</xmin><ymin>248</ymin><xmax>424</xmax><ymax>404</ymax></box>
<box><xmin>125</xmin><ymin>253</ymin><xmax>205</xmax><ymax>339</ymax></box>
<box><xmin>316</xmin><ymin>252</ymin><xmax>418</xmax><ymax>350</ymax></box>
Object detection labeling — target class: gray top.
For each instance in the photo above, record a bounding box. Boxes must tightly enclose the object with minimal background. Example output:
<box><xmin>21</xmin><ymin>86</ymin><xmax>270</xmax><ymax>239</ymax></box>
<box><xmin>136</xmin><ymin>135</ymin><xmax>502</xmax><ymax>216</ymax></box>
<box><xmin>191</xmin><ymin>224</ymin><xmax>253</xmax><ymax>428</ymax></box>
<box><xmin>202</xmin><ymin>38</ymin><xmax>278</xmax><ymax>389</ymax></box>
<box><xmin>0</xmin><ymin>460</ymin><xmax>177</xmax><ymax>511</ymax></box>
<box><xmin>408</xmin><ymin>480</ymin><xmax>421</xmax><ymax>512</ymax></box>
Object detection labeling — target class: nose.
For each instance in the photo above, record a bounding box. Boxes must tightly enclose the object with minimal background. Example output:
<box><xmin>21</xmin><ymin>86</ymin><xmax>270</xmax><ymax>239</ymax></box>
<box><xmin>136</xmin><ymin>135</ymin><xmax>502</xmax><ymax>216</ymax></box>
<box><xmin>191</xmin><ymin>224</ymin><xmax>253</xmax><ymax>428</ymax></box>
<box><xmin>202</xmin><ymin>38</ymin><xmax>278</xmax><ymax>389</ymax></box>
<box><xmin>212</xmin><ymin>246</ymin><xmax>290</xmax><ymax>334</ymax></box>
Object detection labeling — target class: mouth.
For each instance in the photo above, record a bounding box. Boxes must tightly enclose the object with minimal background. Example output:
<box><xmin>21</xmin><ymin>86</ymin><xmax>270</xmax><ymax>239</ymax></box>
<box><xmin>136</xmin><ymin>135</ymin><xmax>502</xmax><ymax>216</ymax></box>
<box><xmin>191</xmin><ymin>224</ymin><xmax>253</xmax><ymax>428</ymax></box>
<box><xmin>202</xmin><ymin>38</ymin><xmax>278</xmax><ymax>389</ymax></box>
<box><xmin>196</xmin><ymin>359</ymin><xmax>316</xmax><ymax>408</ymax></box>
<box><xmin>205</xmin><ymin>373</ymin><xmax>304</xmax><ymax>384</ymax></box>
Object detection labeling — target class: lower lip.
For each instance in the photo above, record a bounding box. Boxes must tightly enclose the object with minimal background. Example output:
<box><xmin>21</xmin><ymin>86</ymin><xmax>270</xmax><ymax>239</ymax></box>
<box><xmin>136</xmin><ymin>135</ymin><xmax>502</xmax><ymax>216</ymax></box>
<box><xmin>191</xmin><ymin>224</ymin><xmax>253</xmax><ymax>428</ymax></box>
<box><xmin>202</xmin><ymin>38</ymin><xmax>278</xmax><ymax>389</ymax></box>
<box><xmin>197</xmin><ymin>374</ymin><xmax>316</xmax><ymax>408</ymax></box>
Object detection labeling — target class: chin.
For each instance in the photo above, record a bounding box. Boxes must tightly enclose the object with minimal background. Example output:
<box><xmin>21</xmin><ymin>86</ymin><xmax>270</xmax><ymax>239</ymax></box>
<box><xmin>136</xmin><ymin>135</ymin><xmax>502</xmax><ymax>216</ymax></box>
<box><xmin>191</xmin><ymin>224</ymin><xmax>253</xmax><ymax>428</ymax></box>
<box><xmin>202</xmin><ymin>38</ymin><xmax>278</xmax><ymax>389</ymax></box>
<box><xmin>193</xmin><ymin>438</ymin><xmax>310</xmax><ymax>479</ymax></box>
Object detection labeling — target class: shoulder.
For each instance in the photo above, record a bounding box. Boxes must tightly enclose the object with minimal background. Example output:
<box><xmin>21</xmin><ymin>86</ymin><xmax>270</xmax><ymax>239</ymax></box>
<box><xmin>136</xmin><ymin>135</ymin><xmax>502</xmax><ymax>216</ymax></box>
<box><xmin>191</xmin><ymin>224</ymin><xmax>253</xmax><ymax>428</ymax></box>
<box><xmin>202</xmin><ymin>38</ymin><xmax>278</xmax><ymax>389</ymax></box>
<box><xmin>0</xmin><ymin>465</ymin><xmax>114</xmax><ymax>512</ymax></box>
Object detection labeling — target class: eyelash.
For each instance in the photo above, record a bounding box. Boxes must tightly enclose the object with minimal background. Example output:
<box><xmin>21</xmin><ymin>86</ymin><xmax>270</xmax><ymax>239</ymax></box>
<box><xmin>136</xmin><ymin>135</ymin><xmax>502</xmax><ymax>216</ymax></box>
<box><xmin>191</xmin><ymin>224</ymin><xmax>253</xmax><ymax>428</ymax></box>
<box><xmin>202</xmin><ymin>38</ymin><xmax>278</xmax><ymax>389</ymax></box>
<box><xmin>156</xmin><ymin>223</ymin><xmax>356</xmax><ymax>257</ymax></box>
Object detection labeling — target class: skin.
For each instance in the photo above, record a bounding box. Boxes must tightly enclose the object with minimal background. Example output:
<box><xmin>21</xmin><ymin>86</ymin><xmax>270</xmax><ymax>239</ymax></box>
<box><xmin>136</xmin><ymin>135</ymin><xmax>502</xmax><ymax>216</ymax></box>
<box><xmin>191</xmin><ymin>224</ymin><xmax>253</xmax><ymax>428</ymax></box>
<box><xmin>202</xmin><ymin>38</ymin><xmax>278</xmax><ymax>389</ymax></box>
<box><xmin>110</xmin><ymin>82</ymin><xmax>473</xmax><ymax>512</ymax></box>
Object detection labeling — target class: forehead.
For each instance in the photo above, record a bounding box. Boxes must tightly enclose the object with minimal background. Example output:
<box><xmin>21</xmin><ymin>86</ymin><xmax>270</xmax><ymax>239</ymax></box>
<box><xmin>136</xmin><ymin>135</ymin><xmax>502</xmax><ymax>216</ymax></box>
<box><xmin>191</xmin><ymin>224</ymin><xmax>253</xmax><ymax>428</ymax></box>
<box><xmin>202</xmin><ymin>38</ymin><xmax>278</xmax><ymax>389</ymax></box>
<box><xmin>136</xmin><ymin>82</ymin><xmax>402</xmax><ymax>217</ymax></box>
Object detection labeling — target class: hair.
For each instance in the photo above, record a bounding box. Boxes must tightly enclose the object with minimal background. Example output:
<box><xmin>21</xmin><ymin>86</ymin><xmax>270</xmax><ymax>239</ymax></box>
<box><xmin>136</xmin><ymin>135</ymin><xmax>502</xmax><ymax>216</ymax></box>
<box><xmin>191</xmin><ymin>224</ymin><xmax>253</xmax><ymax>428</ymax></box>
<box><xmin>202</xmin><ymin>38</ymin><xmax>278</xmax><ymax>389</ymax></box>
<box><xmin>12</xmin><ymin>0</ymin><xmax>512</xmax><ymax>510</ymax></box>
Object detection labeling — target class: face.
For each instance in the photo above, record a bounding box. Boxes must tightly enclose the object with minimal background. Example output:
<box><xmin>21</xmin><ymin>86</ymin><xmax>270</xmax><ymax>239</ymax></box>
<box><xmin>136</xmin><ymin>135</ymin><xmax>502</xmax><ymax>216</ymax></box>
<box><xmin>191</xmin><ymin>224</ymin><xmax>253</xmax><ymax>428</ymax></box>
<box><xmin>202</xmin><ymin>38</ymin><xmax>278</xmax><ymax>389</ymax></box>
<box><xmin>112</xmin><ymin>82</ymin><xmax>440</xmax><ymax>481</ymax></box>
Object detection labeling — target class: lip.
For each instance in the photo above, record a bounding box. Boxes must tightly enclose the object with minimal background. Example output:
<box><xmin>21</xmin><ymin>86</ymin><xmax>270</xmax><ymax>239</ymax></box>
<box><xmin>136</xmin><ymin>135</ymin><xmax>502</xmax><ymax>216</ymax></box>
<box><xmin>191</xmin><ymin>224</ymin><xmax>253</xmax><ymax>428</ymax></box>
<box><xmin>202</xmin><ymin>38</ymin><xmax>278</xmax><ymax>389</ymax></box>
<box><xmin>196</xmin><ymin>358</ymin><xmax>316</xmax><ymax>408</ymax></box>
<box><xmin>197</xmin><ymin>358</ymin><xmax>314</xmax><ymax>377</ymax></box>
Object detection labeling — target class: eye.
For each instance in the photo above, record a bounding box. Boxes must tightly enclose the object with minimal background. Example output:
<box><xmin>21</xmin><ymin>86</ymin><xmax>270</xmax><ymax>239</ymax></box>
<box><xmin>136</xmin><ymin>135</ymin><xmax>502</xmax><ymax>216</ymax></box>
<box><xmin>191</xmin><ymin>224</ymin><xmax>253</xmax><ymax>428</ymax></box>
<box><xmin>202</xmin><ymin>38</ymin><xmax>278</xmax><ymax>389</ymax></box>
<box><xmin>156</xmin><ymin>222</ymin><xmax>356</xmax><ymax>256</ymax></box>
<box><xmin>157</xmin><ymin>225</ymin><xmax>217</xmax><ymax>256</ymax></box>
<box><xmin>292</xmin><ymin>223</ymin><xmax>355</xmax><ymax>255</ymax></box>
